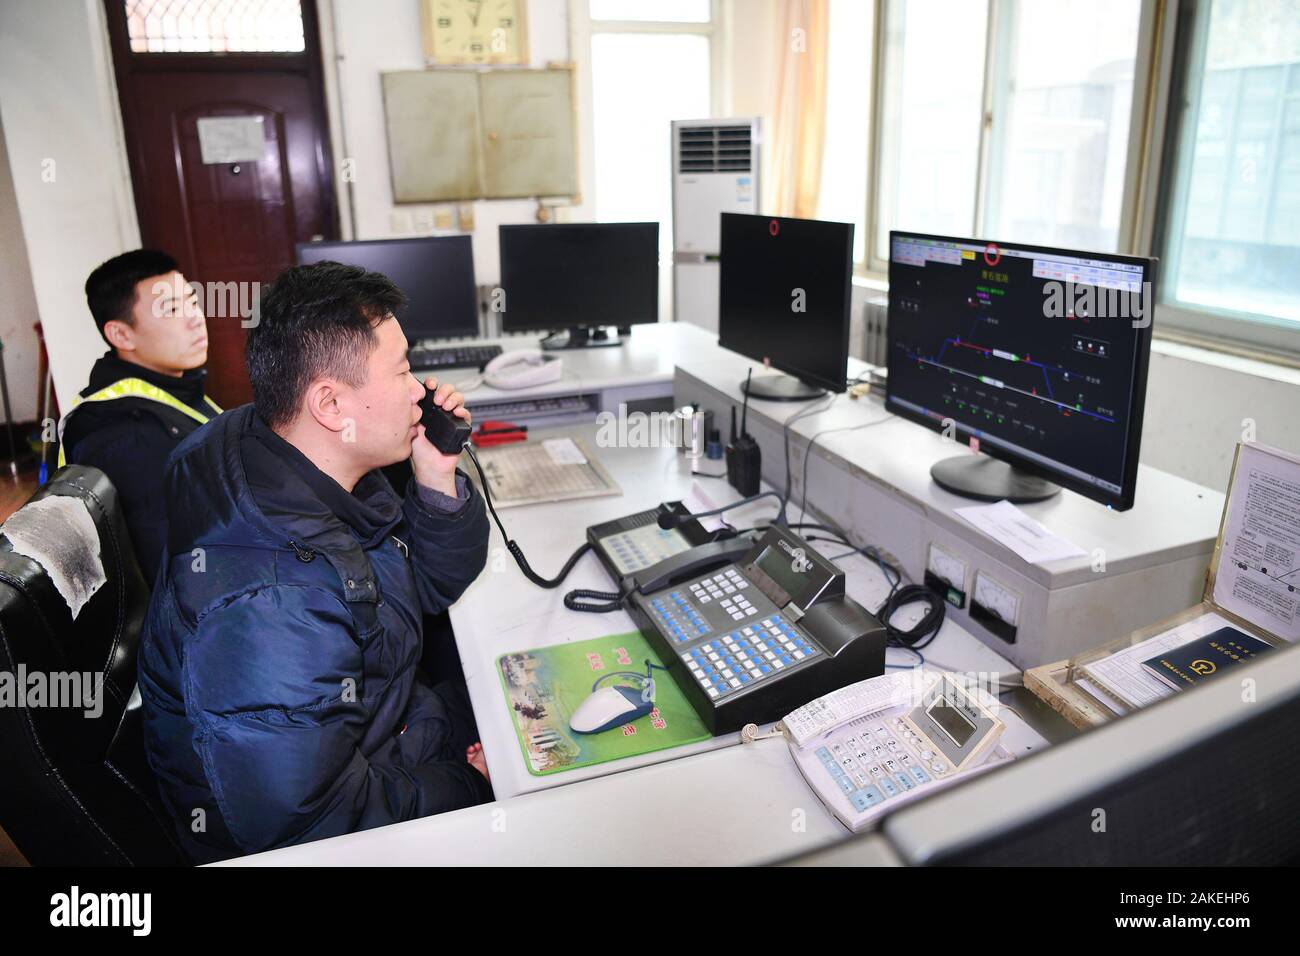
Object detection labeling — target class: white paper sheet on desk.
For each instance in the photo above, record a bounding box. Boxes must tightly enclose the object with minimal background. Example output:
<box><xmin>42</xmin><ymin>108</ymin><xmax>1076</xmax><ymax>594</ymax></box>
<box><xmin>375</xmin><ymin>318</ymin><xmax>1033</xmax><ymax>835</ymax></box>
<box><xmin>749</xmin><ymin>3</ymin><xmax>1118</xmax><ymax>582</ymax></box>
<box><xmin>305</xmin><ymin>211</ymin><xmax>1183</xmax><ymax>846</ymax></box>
<box><xmin>1211</xmin><ymin>442</ymin><xmax>1300</xmax><ymax>644</ymax></box>
<box><xmin>953</xmin><ymin>499</ymin><xmax>1086</xmax><ymax>565</ymax></box>
<box><xmin>682</xmin><ymin>481</ymin><xmax>728</xmax><ymax>532</ymax></box>
<box><xmin>1077</xmin><ymin>610</ymin><xmax>1235</xmax><ymax>710</ymax></box>
<box><xmin>542</xmin><ymin>437</ymin><xmax>587</xmax><ymax>465</ymax></box>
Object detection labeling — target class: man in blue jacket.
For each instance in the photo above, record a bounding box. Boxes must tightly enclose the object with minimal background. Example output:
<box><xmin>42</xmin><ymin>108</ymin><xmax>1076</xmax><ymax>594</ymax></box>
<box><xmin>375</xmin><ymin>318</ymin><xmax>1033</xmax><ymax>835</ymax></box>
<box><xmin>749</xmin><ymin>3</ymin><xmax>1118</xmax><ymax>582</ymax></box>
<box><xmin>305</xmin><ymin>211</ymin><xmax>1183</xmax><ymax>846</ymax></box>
<box><xmin>139</xmin><ymin>261</ymin><xmax>492</xmax><ymax>863</ymax></box>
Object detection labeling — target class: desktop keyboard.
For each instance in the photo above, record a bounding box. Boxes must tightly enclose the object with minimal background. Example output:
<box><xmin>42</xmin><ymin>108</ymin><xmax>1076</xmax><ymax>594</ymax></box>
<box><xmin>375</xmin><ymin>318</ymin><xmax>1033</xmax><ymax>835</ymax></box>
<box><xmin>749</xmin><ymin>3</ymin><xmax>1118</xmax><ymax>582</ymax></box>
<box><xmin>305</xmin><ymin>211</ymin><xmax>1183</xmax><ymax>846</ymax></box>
<box><xmin>409</xmin><ymin>343</ymin><xmax>503</xmax><ymax>371</ymax></box>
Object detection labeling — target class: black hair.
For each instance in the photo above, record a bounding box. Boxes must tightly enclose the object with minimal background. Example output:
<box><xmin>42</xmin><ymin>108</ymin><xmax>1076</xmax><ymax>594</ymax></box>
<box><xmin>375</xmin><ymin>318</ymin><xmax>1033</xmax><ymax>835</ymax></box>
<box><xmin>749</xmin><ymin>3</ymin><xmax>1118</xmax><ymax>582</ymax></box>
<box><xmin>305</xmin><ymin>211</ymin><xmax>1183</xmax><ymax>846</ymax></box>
<box><xmin>84</xmin><ymin>249</ymin><xmax>180</xmax><ymax>345</ymax></box>
<box><xmin>247</xmin><ymin>261</ymin><xmax>407</xmax><ymax>429</ymax></box>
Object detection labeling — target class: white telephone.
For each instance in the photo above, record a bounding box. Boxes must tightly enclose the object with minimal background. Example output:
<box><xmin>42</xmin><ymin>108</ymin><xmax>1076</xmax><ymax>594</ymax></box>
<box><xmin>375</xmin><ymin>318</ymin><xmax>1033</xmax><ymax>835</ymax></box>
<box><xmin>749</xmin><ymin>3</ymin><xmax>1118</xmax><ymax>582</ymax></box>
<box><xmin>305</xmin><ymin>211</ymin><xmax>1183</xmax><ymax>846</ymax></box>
<box><xmin>479</xmin><ymin>349</ymin><xmax>563</xmax><ymax>390</ymax></box>
<box><xmin>780</xmin><ymin>670</ymin><xmax>1013</xmax><ymax>832</ymax></box>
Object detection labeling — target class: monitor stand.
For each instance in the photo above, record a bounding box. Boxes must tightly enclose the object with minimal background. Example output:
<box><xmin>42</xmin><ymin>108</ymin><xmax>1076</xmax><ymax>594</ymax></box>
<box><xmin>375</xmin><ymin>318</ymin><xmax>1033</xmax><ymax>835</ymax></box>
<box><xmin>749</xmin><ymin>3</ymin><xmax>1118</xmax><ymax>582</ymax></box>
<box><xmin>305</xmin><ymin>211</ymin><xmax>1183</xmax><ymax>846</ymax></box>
<box><xmin>740</xmin><ymin>372</ymin><xmax>826</xmax><ymax>402</ymax></box>
<box><xmin>931</xmin><ymin>454</ymin><xmax>1061</xmax><ymax>504</ymax></box>
<box><xmin>540</xmin><ymin>326</ymin><xmax>624</xmax><ymax>350</ymax></box>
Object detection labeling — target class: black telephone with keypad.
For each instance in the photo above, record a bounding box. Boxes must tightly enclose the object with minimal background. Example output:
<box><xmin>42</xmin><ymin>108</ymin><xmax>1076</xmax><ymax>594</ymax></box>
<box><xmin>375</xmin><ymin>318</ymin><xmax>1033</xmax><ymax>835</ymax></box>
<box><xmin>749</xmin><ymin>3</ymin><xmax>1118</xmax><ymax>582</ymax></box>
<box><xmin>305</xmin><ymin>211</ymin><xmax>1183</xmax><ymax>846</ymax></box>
<box><xmin>624</xmin><ymin>525</ymin><xmax>887</xmax><ymax>735</ymax></box>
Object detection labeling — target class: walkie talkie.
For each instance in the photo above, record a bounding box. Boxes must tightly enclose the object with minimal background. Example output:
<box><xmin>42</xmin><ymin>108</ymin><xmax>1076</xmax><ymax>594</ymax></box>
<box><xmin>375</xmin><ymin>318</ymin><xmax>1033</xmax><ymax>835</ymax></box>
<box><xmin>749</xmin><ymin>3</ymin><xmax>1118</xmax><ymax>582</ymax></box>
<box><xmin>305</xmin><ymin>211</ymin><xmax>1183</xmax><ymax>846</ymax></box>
<box><xmin>726</xmin><ymin>369</ymin><xmax>761</xmax><ymax>496</ymax></box>
<box><xmin>419</xmin><ymin>386</ymin><xmax>473</xmax><ymax>455</ymax></box>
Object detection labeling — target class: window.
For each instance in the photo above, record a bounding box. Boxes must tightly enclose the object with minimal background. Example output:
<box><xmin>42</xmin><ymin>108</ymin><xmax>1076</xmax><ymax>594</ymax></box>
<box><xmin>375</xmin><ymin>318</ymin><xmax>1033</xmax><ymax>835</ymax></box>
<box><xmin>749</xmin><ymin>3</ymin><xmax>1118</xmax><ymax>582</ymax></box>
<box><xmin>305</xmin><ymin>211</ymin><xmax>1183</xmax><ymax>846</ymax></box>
<box><xmin>816</xmin><ymin>0</ymin><xmax>874</xmax><ymax>264</ymax></box>
<box><xmin>123</xmin><ymin>0</ymin><xmax>305</xmax><ymax>54</ymax></box>
<box><xmin>868</xmin><ymin>0</ymin><xmax>1143</xmax><ymax>271</ymax></box>
<box><xmin>983</xmin><ymin>0</ymin><xmax>1142</xmax><ymax>252</ymax></box>
<box><xmin>584</xmin><ymin>1</ymin><xmax>717</xmax><ymax>258</ymax></box>
<box><xmin>874</xmin><ymin>0</ymin><xmax>988</xmax><ymax>260</ymax></box>
<box><xmin>1159</xmin><ymin>0</ymin><xmax>1300</xmax><ymax>351</ymax></box>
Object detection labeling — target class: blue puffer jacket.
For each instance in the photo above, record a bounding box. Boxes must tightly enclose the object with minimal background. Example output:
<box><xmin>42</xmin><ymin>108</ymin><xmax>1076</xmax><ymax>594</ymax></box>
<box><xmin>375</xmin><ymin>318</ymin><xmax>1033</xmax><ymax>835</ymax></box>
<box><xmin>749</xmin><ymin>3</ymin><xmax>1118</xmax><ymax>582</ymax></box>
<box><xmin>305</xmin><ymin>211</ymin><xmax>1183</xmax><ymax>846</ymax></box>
<box><xmin>138</xmin><ymin>404</ymin><xmax>492</xmax><ymax>863</ymax></box>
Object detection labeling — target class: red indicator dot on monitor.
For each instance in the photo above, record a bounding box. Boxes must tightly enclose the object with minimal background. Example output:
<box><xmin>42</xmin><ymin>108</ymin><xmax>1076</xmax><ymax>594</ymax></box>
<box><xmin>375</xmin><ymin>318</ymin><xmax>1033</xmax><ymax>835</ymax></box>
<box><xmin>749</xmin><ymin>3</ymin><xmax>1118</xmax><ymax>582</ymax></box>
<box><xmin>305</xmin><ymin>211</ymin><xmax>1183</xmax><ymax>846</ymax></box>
<box><xmin>983</xmin><ymin>243</ymin><xmax>1001</xmax><ymax>267</ymax></box>
<box><xmin>769</xmin><ymin>219</ymin><xmax>780</xmax><ymax>237</ymax></box>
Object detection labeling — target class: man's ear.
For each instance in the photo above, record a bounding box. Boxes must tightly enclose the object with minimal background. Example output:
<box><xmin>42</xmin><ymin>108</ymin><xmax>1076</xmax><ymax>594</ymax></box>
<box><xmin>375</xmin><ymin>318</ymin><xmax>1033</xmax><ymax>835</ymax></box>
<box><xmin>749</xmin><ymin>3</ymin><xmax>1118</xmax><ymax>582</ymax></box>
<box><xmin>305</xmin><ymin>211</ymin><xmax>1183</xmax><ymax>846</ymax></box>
<box><xmin>103</xmin><ymin>319</ymin><xmax>135</xmax><ymax>352</ymax></box>
<box><xmin>304</xmin><ymin>379</ymin><xmax>349</xmax><ymax>434</ymax></box>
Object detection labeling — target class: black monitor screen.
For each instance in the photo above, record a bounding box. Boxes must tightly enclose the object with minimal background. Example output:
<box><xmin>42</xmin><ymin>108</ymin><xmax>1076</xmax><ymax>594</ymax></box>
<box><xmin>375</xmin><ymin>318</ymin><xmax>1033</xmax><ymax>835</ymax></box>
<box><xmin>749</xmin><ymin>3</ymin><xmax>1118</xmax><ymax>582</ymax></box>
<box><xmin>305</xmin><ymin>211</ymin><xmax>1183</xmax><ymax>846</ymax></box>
<box><xmin>498</xmin><ymin>223</ymin><xmax>659</xmax><ymax>332</ymax></box>
<box><xmin>886</xmin><ymin>232</ymin><xmax>1155</xmax><ymax>509</ymax></box>
<box><xmin>718</xmin><ymin>213</ymin><xmax>853</xmax><ymax>393</ymax></box>
<box><xmin>295</xmin><ymin>236</ymin><xmax>478</xmax><ymax>340</ymax></box>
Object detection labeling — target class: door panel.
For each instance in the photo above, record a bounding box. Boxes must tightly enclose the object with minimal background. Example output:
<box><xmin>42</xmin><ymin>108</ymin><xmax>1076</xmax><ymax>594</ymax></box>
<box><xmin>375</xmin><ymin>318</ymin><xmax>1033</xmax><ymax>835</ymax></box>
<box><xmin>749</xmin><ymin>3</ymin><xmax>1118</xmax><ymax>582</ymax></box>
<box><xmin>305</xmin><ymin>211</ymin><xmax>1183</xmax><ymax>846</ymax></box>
<box><xmin>105</xmin><ymin>1</ymin><xmax>336</xmax><ymax>408</ymax></box>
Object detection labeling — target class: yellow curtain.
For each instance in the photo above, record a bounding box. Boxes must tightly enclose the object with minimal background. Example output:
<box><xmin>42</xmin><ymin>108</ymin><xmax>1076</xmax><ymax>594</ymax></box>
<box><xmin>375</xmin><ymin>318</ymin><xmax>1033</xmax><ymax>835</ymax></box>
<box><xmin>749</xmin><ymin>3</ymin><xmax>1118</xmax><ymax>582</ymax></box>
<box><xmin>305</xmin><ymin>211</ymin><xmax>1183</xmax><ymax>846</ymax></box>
<box><xmin>766</xmin><ymin>0</ymin><xmax>831</xmax><ymax>218</ymax></box>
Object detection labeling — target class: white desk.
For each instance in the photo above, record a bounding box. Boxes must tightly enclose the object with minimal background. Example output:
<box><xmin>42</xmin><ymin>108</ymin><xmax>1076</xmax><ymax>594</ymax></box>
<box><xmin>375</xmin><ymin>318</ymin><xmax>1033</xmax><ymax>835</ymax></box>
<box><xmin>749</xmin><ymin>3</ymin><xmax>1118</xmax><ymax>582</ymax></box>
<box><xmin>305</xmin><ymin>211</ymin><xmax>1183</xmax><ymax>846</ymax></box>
<box><xmin>434</xmin><ymin>323</ymin><xmax>719</xmax><ymax>425</ymax></box>
<box><xmin>448</xmin><ymin>422</ymin><xmax>1054</xmax><ymax>799</ymax></box>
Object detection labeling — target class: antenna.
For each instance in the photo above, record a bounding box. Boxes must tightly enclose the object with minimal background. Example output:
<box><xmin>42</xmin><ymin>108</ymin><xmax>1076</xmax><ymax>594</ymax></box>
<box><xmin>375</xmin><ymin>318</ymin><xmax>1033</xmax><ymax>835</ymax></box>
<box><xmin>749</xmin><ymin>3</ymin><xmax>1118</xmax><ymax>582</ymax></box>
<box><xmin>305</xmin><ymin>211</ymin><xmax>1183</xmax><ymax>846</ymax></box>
<box><xmin>729</xmin><ymin>405</ymin><xmax>737</xmax><ymax>443</ymax></box>
<box><xmin>741</xmin><ymin>368</ymin><xmax>753</xmax><ymax>437</ymax></box>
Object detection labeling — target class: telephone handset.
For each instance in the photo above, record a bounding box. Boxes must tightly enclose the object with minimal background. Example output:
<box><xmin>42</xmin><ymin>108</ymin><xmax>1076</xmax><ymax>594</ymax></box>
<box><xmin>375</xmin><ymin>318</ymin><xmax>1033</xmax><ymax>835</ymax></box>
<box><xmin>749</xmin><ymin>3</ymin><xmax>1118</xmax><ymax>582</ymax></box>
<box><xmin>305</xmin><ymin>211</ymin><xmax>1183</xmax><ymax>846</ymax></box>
<box><xmin>481</xmin><ymin>349</ymin><xmax>563</xmax><ymax>389</ymax></box>
<box><xmin>626</xmin><ymin>524</ymin><xmax>888</xmax><ymax>735</ymax></box>
<box><xmin>627</xmin><ymin>535</ymin><xmax>758</xmax><ymax>595</ymax></box>
<box><xmin>780</xmin><ymin>671</ymin><xmax>1011</xmax><ymax>832</ymax></box>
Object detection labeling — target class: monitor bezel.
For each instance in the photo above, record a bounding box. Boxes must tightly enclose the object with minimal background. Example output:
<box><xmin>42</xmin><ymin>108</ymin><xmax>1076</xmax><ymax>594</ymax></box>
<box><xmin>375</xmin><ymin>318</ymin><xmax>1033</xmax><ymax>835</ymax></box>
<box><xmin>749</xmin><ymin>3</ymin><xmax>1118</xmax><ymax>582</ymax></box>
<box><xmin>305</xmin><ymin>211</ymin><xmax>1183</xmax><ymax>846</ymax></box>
<box><xmin>884</xmin><ymin>229</ymin><xmax>1156</xmax><ymax>511</ymax></box>
<box><xmin>718</xmin><ymin>212</ymin><xmax>854</xmax><ymax>395</ymax></box>
<box><xmin>294</xmin><ymin>234</ymin><xmax>480</xmax><ymax>340</ymax></box>
<box><xmin>497</xmin><ymin>222</ymin><xmax>660</xmax><ymax>333</ymax></box>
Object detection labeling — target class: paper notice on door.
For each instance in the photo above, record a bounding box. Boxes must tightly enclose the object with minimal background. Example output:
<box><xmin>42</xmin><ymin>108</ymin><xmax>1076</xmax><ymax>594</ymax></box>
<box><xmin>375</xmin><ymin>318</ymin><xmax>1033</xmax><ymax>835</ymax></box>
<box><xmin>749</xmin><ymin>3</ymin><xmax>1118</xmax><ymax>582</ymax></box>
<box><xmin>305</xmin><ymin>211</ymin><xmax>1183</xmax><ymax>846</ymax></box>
<box><xmin>953</xmin><ymin>499</ymin><xmax>1087</xmax><ymax>565</ymax></box>
<box><xmin>196</xmin><ymin>116</ymin><xmax>266</xmax><ymax>164</ymax></box>
<box><xmin>1211</xmin><ymin>443</ymin><xmax>1300</xmax><ymax>643</ymax></box>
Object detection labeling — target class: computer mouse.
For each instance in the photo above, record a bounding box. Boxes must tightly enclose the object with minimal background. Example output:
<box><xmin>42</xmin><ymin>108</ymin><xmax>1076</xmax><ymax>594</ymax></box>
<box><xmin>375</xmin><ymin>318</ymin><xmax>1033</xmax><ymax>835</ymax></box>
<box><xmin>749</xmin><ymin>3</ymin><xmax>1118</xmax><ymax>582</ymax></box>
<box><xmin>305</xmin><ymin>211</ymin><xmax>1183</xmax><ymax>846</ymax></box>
<box><xmin>568</xmin><ymin>685</ymin><xmax>654</xmax><ymax>735</ymax></box>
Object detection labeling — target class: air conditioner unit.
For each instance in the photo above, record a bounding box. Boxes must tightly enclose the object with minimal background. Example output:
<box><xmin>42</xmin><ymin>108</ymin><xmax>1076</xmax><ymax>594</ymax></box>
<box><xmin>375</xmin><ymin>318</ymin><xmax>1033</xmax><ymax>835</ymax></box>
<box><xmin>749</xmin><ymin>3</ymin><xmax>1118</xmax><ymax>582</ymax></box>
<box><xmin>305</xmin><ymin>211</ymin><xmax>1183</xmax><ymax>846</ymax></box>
<box><xmin>671</xmin><ymin>117</ymin><xmax>761</xmax><ymax>331</ymax></box>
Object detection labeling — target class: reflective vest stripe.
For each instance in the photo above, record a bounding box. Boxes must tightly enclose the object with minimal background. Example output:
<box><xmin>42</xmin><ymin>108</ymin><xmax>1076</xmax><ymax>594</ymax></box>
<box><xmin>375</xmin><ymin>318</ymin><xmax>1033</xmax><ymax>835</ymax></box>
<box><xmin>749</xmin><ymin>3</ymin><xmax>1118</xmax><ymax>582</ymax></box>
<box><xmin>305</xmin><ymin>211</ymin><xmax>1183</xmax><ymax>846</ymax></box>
<box><xmin>56</xmin><ymin>377</ymin><xmax>223</xmax><ymax>468</ymax></box>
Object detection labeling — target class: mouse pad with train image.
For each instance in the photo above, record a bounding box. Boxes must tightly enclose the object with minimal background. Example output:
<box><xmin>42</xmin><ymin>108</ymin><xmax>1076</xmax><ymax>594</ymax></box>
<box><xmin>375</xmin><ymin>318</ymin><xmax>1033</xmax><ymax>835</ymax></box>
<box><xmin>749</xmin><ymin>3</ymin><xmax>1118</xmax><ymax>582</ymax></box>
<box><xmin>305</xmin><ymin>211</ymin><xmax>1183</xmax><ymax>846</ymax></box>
<box><xmin>497</xmin><ymin>631</ymin><xmax>711</xmax><ymax>775</ymax></box>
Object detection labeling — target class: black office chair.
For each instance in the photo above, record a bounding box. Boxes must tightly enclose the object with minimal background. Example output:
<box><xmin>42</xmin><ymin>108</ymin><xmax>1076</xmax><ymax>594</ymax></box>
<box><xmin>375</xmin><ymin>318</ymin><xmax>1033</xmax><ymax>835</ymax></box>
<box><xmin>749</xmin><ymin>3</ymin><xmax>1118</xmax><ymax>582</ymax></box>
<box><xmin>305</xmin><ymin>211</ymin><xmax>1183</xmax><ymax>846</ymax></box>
<box><xmin>0</xmin><ymin>465</ymin><xmax>185</xmax><ymax>865</ymax></box>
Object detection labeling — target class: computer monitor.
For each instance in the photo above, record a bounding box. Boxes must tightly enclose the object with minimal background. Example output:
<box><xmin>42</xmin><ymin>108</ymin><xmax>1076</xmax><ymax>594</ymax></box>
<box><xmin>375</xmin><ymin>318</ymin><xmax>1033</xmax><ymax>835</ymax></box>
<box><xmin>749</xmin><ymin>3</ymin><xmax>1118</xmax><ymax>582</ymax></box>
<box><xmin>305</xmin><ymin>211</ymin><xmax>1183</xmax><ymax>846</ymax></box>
<box><xmin>295</xmin><ymin>236</ymin><xmax>479</xmax><ymax>341</ymax></box>
<box><xmin>886</xmin><ymin>231</ymin><xmax>1155</xmax><ymax>511</ymax></box>
<box><xmin>781</xmin><ymin>643</ymin><xmax>1300</xmax><ymax>866</ymax></box>
<box><xmin>718</xmin><ymin>213</ymin><xmax>853</xmax><ymax>401</ymax></box>
<box><xmin>497</xmin><ymin>222</ymin><xmax>659</xmax><ymax>348</ymax></box>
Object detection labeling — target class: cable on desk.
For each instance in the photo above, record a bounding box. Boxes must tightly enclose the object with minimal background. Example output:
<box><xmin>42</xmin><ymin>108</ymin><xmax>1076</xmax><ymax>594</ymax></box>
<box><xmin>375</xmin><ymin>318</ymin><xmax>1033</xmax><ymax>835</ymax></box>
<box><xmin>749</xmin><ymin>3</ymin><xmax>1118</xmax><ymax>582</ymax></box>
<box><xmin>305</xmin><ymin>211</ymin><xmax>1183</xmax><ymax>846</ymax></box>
<box><xmin>798</xmin><ymin>415</ymin><xmax>893</xmax><ymax>522</ymax></box>
<box><xmin>464</xmin><ymin>443</ymin><xmax>592</xmax><ymax>589</ymax></box>
<box><xmin>782</xmin><ymin>394</ymin><xmax>837</xmax><ymax>513</ymax></box>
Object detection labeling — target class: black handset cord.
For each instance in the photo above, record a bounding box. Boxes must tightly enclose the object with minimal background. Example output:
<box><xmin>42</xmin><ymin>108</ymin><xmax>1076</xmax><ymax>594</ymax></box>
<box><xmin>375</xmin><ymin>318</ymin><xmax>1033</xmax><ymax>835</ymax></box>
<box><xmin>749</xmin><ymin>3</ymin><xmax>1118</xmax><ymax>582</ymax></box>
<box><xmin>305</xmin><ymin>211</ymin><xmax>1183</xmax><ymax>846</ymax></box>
<box><xmin>463</xmin><ymin>443</ymin><xmax>593</xmax><ymax>590</ymax></box>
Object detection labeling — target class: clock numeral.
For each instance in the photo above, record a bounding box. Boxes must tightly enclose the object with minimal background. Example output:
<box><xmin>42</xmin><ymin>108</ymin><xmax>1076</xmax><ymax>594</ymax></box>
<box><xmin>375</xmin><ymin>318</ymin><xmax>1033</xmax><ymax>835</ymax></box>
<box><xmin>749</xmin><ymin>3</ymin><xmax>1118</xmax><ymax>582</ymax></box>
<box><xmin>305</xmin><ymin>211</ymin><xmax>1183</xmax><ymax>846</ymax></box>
<box><xmin>437</xmin><ymin>16</ymin><xmax>451</xmax><ymax>27</ymax></box>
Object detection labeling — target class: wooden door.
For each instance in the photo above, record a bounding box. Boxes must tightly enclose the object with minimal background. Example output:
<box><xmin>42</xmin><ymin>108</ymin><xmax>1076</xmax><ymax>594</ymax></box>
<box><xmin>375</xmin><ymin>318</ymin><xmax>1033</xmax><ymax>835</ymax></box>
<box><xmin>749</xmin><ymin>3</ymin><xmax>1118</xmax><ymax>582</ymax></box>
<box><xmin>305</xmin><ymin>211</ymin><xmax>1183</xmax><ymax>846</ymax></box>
<box><xmin>104</xmin><ymin>0</ymin><xmax>338</xmax><ymax>407</ymax></box>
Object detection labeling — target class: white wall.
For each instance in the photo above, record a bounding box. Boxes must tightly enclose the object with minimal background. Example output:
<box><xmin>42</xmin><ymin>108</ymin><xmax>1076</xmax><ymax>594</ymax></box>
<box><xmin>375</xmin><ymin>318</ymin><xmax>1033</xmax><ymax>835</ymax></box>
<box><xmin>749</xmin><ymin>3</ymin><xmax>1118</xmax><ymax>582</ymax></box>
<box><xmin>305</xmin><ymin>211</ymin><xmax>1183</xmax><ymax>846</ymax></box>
<box><xmin>326</xmin><ymin>0</ymin><xmax>586</xmax><ymax>289</ymax></box>
<box><xmin>0</xmin><ymin>0</ymin><xmax>140</xmax><ymax>412</ymax></box>
<box><xmin>1141</xmin><ymin>341</ymin><xmax>1300</xmax><ymax>492</ymax></box>
<box><xmin>0</xmin><ymin>114</ymin><xmax>42</xmax><ymax>423</ymax></box>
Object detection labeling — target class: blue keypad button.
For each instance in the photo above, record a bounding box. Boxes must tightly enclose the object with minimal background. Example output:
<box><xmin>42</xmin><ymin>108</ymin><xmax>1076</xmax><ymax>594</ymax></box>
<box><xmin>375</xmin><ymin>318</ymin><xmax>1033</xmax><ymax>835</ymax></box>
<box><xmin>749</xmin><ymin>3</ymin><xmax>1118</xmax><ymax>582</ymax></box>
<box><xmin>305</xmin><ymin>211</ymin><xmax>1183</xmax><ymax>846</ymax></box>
<box><xmin>895</xmin><ymin>774</ymin><xmax>914</xmax><ymax>791</ymax></box>
<box><xmin>859</xmin><ymin>785</ymin><xmax>885</xmax><ymax>807</ymax></box>
<box><xmin>910</xmin><ymin>767</ymin><xmax>931</xmax><ymax>785</ymax></box>
<box><xmin>836</xmin><ymin>775</ymin><xmax>855</xmax><ymax>795</ymax></box>
<box><xmin>879</xmin><ymin>777</ymin><xmax>898</xmax><ymax>798</ymax></box>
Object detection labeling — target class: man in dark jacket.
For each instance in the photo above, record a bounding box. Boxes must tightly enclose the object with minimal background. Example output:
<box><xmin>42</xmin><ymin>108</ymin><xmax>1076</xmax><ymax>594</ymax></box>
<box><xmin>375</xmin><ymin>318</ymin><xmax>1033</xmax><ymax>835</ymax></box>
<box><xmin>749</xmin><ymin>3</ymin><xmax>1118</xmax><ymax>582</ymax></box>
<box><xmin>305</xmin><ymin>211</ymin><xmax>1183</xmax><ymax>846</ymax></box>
<box><xmin>61</xmin><ymin>249</ymin><xmax>220</xmax><ymax>583</ymax></box>
<box><xmin>139</xmin><ymin>262</ymin><xmax>492</xmax><ymax>863</ymax></box>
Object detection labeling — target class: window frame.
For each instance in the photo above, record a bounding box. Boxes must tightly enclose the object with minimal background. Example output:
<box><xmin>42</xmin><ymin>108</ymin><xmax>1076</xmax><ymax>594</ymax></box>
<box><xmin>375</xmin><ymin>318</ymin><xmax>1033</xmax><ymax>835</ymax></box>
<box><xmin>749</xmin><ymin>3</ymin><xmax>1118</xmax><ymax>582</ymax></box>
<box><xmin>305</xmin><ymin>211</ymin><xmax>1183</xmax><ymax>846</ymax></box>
<box><xmin>862</xmin><ymin>0</ymin><xmax>1162</xmax><ymax>279</ymax></box>
<box><xmin>570</xmin><ymin>0</ymin><xmax>724</xmax><ymax>223</ymax></box>
<box><xmin>1148</xmin><ymin>0</ymin><xmax>1300</xmax><ymax>361</ymax></box>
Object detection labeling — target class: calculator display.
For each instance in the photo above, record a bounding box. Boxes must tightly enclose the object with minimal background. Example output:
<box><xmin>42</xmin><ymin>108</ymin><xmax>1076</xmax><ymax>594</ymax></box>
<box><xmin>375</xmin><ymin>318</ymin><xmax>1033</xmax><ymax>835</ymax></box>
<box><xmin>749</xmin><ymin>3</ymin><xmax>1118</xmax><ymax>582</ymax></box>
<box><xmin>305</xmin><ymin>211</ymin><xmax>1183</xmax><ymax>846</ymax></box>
<box><xmin>753</xmin><ymin>545</ymin><xmax>810</xmax><ymax>601</ymax></box>
<box><xmin>927</xmin><ymin>697</ymin><xmax>976</xmax><ymax>747</ymax></box>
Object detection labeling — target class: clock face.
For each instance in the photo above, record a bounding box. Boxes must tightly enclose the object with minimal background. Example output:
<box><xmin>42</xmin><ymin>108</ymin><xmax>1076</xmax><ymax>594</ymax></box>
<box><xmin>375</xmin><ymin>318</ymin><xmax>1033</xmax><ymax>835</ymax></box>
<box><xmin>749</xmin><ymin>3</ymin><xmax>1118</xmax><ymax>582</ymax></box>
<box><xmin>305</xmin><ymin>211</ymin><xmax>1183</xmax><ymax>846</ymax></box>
<box><xmin>426</xmin><ymin>0</ymin><xmax>527</xmax><ymax>64</ymax></box>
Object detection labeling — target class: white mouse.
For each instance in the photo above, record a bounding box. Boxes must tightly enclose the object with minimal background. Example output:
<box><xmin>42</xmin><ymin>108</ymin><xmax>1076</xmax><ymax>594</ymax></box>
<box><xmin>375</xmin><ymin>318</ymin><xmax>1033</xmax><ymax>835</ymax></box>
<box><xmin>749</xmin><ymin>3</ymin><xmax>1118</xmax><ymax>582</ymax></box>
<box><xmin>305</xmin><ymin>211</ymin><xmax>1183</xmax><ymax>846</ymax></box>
<box><xmin>569</xmin><ymin>685</ymin><xmax>654</xmax><ymax>735</ymax></box>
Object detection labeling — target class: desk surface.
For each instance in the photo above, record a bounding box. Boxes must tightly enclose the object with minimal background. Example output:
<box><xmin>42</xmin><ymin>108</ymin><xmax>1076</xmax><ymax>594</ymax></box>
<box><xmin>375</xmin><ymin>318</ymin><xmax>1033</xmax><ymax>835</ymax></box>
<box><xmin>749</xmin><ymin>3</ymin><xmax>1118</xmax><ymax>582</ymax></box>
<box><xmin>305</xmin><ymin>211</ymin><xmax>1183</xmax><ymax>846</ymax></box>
<box><xmin>436</xmin><ymin>322</ymin><xmax>719</xmax><ymax>404</ymax></box>
<box><xmin>675</xmin><ymin>354</ymin><xmax>1225</xmax><ymax>589</ymax></box>
<box><xmin>449</xmin><ymin>422</ymin><xmax>1053</xmax><ymax>800</ymax></box>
